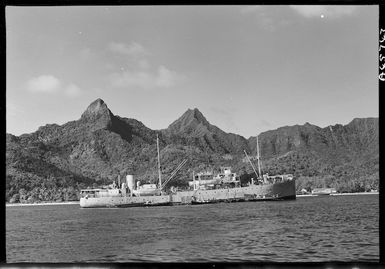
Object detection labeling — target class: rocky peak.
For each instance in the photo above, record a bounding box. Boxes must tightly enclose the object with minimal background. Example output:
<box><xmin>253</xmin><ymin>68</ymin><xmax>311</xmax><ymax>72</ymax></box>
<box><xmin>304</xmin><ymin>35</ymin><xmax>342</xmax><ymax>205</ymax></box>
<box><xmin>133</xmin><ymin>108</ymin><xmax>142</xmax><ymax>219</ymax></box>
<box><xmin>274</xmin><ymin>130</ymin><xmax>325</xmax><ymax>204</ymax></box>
<box><xmin>166</xmin><ymin>108</ymin><xmax>212</xmax><ymax>135</ymax></box>
<box><xmin>193</xmin><ymin>108</ymin><xmax>210</xmax><ymax>124</ymax></box>
<box><xmin>180</xmin><ymin>108</ymin><xmax>210</xmax><ymax>126</ymax></box>
<box><xmin>80</xmin><ymin>98</ymin><xmax>114</xmax><ymax>130</ymax></box>
<box><xmin>81</xmin><ymin>99</ymin><xmax>112</xmax><ymax>119</ymax></box>
<box><xmin>347</xmin><ymin>117</ymin><xmax>378</xmax><ymax>129</ymax></box>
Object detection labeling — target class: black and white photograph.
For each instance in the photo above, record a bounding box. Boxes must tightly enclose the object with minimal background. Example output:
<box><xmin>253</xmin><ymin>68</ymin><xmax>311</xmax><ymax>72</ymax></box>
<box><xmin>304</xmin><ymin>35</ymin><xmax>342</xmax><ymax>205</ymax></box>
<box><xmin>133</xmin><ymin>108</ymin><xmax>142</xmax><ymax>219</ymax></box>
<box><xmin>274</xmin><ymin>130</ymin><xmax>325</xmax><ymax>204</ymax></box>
<box><xmin>5</xmin><ymin>5</ymin><xmax>379</xmax><ymax>263</ymax></box>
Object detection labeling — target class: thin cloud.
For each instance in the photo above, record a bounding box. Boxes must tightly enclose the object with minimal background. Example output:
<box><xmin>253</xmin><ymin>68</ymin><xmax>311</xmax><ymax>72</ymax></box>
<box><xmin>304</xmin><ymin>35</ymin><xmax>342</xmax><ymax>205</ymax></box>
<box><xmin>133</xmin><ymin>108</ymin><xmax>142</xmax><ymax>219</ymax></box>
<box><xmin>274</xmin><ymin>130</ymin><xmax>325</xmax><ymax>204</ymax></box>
<box><xmin>248</xmin><ymin>119</ymin><xmax>273</xmax><ymax>137</ymax></box>
<box><xmin>138</xmin><ymin>59</ymin><xmax>150</xmax><ymax>70</ymax></box>
<box><xmin>289</xmin><ymin>5</ymin><xmax>358</xmax><ymax>18</ymax></box>
<box><xmin>240</xmin><ymin>6</ymin><xmax>291</xmax><ymax>31</ymax></box>
<box><xmin>109</xmin><ymin>65</ymin><xmax>184</xmax><ymax>89</ymax></box>
<box><xmin>107</xmin><ymin>41</ymin><xmax>185</xmax><ymax>89</ymax></box>
<box><xmin>64</xmin><ymin>84</ymin><xmax>82</xmax><ymax>97</ymax></box>
<box><xmin>156</xmin><ymin>66</ymin><xmax>181</xmax><ymax>88</ymax></box>
<box><xmin>108</xmin><ymin>42</ymin><xmax>148</xmax><ymax>58</ymax></box>
<box><xmin>26</xmin><ymin>75</ymin><xmax>61</xmax><ymax>93</ymax></box>
<box><xmin>209</xmin><ymin>106</ymin><xmax>240</xmax><ymax>134</ymax></box>
<box><xmin>79</xmin><ymin>47</ymin><xmax>95</xmax><ymax>60</ymax></box>
<box><xmin>240</xmin><ymin>6</ymin><xmax>264</xmax><ymax>14</ymax></box>
<box><xmin>26</xmin><ymin>75</ymin><xmax>82</xmax><ymax>97</ymax></box>
<box><xmin>260</xmin><ymin>119</ymin><xmax>272</xmax><ymax>127</ymax></box>
<box><xmin>7</xmin><ymin>102</ymin><xmax>25</xmax><ymax>117</ymax></box>
<box><xmin>107</xmin><ymin>41</ymin><xmax>150</xmax><ymax>71</ymax></box>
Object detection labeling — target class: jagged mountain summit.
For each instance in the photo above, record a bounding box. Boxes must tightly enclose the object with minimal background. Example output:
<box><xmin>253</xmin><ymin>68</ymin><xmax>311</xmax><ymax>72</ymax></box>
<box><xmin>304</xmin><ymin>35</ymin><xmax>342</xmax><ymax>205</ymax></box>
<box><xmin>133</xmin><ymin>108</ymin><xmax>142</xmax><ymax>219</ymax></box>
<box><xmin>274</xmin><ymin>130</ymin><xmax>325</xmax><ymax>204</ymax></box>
<box><xmin>81</xmin><ymin>98</ymin><xmax>113</xmax><ymax>121</ymax></box>
<box><xmin>163</xmin><ymin>108</ymin><xmax>249</xmax><ymax>154</ymax></box>
<box><xmin>6</xmin><ymin>98</ymin><xmax>379</xmax><ymax>203</ymax></box>
<box><xmin>165</xmin><ymin>108</ymin><xmax>212</xmax><ymax>136</ymax></box>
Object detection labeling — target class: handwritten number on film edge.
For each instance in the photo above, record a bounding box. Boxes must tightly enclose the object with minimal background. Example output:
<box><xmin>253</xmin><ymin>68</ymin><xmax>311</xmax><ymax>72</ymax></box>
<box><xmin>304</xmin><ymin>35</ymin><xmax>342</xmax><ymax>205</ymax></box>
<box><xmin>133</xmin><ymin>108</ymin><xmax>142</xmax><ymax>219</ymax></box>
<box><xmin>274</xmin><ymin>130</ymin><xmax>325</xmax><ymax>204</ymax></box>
<box><xmin>380</xmin><ymin>29</ymin><xmax>385</xmax><ymax>81</ymax></box>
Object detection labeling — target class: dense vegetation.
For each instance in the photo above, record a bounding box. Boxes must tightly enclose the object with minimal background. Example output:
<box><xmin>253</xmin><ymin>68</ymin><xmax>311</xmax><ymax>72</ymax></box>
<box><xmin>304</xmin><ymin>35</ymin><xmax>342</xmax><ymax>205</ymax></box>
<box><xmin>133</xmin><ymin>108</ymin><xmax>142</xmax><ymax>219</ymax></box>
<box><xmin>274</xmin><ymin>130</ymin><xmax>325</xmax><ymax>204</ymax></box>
<box><xmin>6</xmin><ymin>99</ymin><xmax>379</xmax><ymax>203</ymax></box>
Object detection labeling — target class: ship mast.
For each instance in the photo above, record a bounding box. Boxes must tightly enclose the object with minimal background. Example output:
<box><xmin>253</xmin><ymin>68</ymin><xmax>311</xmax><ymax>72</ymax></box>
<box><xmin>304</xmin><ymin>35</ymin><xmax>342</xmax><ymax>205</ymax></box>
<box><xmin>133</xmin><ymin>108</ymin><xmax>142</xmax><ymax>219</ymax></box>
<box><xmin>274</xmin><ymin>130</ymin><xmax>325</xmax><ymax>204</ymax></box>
<box><xmin>256</xmin><ymin>135</ymin><xmax>262</xmax><ymax>178</ymax></box>
<box><xmin>244</xmin><ymin>150</ymin><xmax>259</xmax><ymax>178</ymax></box>
<box><xmin>192</xmin><ymin>171</ymin><xmax>196</xmax><ymax>191</ymax></box>
<box><xmin>157</xmin><ymin>134</ymin><xmax>162</xmax><ymax>189</ymax></box>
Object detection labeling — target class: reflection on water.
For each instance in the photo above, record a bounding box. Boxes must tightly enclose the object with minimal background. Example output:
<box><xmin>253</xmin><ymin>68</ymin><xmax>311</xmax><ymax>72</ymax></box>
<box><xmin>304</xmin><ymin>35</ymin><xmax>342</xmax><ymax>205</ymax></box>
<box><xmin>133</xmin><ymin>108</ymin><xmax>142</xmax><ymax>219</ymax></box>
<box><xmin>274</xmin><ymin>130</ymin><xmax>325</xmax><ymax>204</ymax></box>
<box><xmin>6</xmin><ymin>194</ymin><xmax>379</xmax><ymax>262</ymax></box>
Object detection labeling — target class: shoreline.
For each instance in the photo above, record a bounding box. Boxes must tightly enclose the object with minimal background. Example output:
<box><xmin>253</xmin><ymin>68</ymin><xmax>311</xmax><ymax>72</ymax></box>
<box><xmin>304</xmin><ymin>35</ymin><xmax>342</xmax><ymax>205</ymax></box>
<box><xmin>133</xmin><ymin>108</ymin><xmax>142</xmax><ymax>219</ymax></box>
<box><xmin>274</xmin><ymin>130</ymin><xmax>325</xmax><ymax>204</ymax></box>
<box><xmin>6</xmin><ymin>201</ymin><xmax>80</xmax><ymax>207</ymax></box>
<box><xmin>297</xmin><ymin>191</ymin><xmax>379</xmax><ymax>198</ymax></box>
<box><xmin>6</xmin><ymin>191</ymin><xmax>379</xmax><ymax>206</ymax></box>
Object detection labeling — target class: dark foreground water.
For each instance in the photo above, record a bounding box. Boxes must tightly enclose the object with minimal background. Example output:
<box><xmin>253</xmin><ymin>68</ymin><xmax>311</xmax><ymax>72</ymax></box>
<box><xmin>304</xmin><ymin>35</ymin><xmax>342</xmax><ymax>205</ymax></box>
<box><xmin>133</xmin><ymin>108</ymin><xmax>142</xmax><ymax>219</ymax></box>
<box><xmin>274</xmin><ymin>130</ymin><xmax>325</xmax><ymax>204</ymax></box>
<box><xmin>6</xmin><ymin>194</ymin><xmax>379</xmax><ymax>262</ymax></box>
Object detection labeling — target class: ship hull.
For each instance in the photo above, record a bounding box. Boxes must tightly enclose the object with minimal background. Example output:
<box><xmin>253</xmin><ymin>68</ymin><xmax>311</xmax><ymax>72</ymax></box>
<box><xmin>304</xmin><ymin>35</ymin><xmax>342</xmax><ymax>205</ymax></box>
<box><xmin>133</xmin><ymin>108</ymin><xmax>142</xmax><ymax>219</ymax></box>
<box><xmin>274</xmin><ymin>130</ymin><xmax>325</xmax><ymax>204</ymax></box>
<box><xmin>189</xmin><ymin>179</ymin><xmax>296</xmax><ymax>204</ymax></box>
<box><xmin>80</xmin><ymin>180</ymin><xmax>296</xmax><ymax>208</ymax></box>
<box><xmin>312</xmin><ymin>193</ymin><xmax>331</xmax><ymax>196</ymax></box>
<box><xmin>79</xmin><ymin>194</ymin><xmax>172</xmax><ymax>208</ymax></box>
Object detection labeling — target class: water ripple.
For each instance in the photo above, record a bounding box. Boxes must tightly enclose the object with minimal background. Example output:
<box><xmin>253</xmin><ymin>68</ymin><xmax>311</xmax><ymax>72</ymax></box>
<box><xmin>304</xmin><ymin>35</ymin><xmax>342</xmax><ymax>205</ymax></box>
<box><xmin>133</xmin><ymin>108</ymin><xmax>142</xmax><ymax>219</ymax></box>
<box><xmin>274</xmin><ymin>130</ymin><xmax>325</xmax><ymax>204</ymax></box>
<box><xmin>6</xmin><ymin>194</ymin><xmax>379</xmax><ymax>262</ymax></box>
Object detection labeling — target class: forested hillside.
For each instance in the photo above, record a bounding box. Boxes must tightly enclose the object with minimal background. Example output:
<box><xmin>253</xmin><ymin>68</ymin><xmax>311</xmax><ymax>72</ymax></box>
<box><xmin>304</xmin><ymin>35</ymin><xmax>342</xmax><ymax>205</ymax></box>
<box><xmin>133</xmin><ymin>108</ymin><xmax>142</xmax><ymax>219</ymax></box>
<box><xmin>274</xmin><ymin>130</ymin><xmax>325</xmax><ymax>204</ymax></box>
<box><xmin>6</xmin><ymin>99</ymin><xmax>379</xmax><ymax>203</ymax></box>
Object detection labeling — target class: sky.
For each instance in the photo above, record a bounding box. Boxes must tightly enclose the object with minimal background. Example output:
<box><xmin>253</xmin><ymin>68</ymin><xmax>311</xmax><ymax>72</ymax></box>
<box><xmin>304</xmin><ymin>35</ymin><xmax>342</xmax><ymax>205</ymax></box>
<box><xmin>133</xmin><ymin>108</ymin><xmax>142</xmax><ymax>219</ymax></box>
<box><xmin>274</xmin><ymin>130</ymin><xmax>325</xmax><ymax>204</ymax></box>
<box><xmin>6</xmin><ymin>5</ymin><xmax>379</xmax><ymax>138</ymax></box>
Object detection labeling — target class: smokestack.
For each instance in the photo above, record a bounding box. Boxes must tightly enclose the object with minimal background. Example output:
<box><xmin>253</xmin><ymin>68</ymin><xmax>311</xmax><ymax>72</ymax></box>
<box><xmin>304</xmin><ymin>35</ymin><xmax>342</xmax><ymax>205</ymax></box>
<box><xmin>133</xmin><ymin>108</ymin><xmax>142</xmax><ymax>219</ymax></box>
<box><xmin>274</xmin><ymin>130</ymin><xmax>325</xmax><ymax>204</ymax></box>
<box><xmin>126</xmin><ymin>175</ymin><xmax>135</xmax><ymax>197</ymax></box>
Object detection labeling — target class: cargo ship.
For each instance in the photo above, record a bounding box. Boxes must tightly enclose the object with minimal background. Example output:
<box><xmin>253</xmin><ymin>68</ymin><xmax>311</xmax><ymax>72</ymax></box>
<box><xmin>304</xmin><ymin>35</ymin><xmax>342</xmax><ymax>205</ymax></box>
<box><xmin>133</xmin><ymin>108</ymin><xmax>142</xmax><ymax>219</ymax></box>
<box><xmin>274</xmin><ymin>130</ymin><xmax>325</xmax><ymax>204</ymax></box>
<box><xmin>79</xmin><ymin>135</ymin><xmax>296</xmax><ymax>208</ymax></box>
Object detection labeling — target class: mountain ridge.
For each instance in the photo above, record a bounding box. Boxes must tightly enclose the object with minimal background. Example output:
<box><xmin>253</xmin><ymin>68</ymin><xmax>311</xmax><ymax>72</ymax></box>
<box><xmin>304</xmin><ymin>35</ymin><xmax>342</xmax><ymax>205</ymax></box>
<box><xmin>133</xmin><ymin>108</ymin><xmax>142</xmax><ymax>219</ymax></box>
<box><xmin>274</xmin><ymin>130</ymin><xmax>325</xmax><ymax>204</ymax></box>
<box><xmin>6</xmin><ymin>98</ymin><xmax>379</xmax><ymax>203</ymax></box>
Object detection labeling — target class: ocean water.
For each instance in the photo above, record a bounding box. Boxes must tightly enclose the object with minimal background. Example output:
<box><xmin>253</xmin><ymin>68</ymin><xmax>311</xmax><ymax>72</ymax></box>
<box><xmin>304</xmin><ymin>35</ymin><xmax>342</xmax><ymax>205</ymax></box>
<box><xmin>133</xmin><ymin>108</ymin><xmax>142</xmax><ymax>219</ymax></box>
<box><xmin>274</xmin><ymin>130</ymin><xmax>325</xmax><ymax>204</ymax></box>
<box><xmin>6</xmin><ymin>194</ymin><xmax>379</xmax><ymax>262</ymax></box>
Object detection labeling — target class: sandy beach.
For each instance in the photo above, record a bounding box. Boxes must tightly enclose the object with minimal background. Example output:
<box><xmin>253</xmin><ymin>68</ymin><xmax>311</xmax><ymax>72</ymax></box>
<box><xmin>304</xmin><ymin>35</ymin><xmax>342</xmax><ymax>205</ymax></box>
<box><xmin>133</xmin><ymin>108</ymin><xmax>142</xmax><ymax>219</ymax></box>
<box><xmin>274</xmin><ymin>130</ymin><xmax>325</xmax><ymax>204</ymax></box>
<box><xmin>6</xmin><ymin>201</ymin><xmax>80</xmax><ymax>207</ymax></box>
<box><xmin>297</xmin><ymin>191</ymin><xmax>379</xmax><ymax>198</ymax></box>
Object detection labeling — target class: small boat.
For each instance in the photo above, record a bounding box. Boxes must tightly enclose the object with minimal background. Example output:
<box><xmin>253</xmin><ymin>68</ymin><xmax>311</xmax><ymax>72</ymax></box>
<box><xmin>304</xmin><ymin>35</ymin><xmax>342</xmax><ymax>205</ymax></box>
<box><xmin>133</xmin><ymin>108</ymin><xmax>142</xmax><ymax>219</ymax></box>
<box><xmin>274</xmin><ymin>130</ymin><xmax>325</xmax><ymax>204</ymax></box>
<box><xmin>311</xmin><ymin>188</ymin><xmax>337</xmax><ymax>196</ymax></box>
